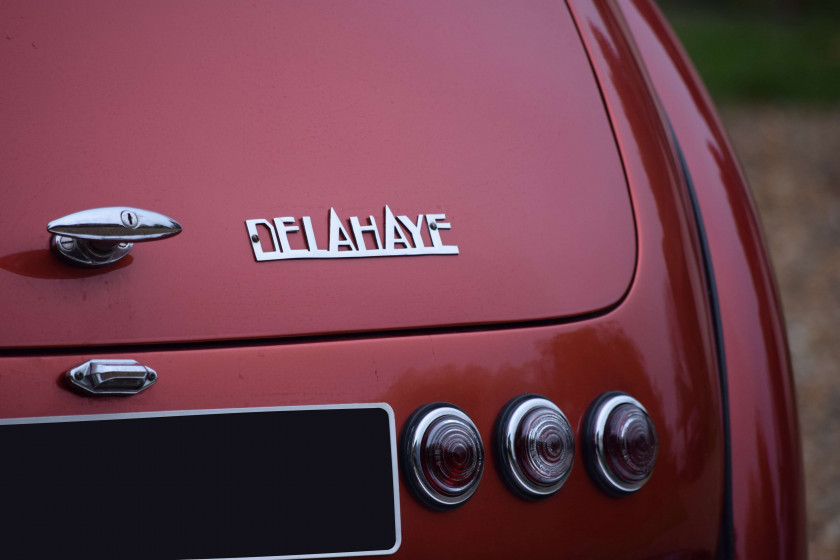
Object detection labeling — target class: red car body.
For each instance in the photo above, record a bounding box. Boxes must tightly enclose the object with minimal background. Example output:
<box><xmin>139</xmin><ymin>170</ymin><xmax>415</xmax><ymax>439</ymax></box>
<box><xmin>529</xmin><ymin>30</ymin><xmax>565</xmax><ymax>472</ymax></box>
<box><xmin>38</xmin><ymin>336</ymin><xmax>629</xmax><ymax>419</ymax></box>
<box><xmin>0</xmin><ymin>1</ymin><xmax>805</xmax><ymax>558</ymax></box>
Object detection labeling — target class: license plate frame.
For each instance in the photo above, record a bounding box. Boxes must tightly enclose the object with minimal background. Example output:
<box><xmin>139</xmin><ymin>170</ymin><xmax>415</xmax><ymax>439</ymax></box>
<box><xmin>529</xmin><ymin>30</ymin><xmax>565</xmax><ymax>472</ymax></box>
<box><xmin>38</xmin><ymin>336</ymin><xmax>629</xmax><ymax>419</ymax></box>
<box><xmin>0</xmin><ymin>403</ymin><xmax>401</xmax><ymax>560</ymax></box>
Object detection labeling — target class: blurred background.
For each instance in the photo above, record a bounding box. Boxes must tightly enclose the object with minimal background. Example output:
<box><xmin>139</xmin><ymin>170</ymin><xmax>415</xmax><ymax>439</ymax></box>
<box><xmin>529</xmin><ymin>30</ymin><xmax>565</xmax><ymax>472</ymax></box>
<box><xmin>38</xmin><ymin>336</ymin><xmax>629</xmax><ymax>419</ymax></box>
<box><xmin>660</xmin><ymin>1</ymin><xmax>840</xmax><ymax>557</ymax></box>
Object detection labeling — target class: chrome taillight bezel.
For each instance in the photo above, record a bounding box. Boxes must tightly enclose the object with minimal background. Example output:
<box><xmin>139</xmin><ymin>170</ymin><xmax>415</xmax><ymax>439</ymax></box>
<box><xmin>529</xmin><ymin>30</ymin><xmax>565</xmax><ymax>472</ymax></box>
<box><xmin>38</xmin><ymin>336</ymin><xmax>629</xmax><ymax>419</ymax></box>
<box><xmin>583</xmin><ymin>392</ymin><xmax>658</xmax><ymax>496</ymax></box>
<box><xmin>400</xmin><ymin>403</ymin><xmax>484</xmax><ymax>510</ymax></box>
<box><xmin>495</xmin><ymin>394</ymin><xmax>575</xmax><ymax>499</ymax></box>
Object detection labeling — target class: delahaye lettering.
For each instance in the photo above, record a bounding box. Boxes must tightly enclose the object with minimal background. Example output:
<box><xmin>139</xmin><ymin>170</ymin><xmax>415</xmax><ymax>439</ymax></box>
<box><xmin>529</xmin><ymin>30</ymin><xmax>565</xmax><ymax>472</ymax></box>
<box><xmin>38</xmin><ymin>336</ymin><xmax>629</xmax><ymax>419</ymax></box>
<box><xmin>246</xmin><ymin>205</ymin><xmax>459</xmax><ymax>262</ymax></box>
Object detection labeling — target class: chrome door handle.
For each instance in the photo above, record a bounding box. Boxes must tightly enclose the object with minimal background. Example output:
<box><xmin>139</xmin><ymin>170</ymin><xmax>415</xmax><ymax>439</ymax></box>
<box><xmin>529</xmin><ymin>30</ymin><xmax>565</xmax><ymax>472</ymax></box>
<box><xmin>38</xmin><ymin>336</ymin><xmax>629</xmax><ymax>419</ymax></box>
<box><xmin>47</xmin><ymin>207</ymin><xmax>182</xmax><ymax>266</ymax></box>
<box><xmin>66</xmin><ymin>359</ymin><xmax>158</xmax><ymax>395</ymax></box>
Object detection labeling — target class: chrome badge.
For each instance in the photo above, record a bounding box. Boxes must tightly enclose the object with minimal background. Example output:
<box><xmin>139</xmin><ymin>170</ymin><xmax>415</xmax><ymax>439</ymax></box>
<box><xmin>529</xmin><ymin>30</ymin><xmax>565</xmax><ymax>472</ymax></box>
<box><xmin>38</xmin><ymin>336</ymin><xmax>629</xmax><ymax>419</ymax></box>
<box><xmin>246</xmin><ymin>205</ymin><xmax>459</xmax><ymax>262</ymax></box>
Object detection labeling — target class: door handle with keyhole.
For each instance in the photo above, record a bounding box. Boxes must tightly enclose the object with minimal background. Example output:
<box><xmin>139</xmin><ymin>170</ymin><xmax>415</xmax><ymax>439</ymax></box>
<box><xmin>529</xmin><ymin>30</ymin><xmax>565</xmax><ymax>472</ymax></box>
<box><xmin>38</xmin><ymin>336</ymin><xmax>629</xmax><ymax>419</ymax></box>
<box><xmin>47</xmin><ymin>207</ymin><xmax>182</xmax><ymax>266</ymax></box>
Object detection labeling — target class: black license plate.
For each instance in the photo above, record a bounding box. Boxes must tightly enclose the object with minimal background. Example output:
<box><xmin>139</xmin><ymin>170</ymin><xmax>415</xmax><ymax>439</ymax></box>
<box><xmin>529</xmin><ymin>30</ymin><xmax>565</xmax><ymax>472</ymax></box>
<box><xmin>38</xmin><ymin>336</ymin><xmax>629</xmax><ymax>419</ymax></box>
<box><xmin>0</xmin><ymin>404</ymin><xmax>400</xmax><ymax>559</ymax></box>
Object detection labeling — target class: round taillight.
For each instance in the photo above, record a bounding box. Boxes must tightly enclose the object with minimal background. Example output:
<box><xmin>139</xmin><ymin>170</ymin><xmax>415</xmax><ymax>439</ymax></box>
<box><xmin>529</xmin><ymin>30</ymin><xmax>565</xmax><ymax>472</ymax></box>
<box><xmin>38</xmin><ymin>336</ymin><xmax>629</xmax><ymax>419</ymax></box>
<box><xmin>401</xmin><ymin>403</ymin><xmax>484</xmax><ymax>509</ymax></box>
<box><xmin>583</xmin><ymin>392</ymin><xmax>658</xmax><ymax>496</ymax></box>
<box><xmin>495</xmin><ymin>395</ymin><xmax>574</xmax><ymax>499</ymax></box>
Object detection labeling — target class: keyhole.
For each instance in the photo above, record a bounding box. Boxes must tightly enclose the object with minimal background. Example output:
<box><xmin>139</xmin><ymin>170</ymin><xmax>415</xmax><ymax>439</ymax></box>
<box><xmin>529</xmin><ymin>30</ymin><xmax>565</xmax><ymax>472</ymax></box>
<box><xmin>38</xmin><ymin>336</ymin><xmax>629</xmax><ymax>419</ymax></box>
<box><xmin>121</xmin><ymin>210</ymin><xmax>140</xmax><ymax>229</ymax></box>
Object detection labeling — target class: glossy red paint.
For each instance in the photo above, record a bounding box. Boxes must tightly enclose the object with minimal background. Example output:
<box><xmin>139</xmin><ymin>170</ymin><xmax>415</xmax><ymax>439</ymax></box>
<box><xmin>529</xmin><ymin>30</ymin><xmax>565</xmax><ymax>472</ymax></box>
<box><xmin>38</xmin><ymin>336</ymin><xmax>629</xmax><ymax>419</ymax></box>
<box><xmin>0</xmin><ymin>0</ymin><xmax>634</xmax><ymax>349</ymax></box>
<box><xmin>0</xmin><ymin>1</ymin><xmax>767</xmax><ymax>557</ymax></box>
<box><xmin>617</xmin><ymin>2</ymin><xmax>807</xmax><ymax>557</ymax></box>
<box><xmin>0</xmin><ymin>298</ymin><xmax>722</xmax><ymax>558</ymax></box>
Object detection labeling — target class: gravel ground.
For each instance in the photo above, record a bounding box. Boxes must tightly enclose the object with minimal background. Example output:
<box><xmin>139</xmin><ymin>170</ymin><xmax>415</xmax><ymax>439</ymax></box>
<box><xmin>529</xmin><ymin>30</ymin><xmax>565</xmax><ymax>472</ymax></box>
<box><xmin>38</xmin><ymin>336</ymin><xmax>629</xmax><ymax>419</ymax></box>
<box><xmin>720</xmin><ymin>106</ymin><xmax>840</xmax><ymax>560</ymax></box>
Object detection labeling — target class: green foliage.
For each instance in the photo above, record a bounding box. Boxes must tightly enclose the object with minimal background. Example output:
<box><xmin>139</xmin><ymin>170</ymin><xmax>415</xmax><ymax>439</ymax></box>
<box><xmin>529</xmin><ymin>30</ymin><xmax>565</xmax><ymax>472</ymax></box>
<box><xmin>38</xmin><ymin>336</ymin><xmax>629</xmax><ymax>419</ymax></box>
<box><xmin>663</xmin><ymin>10</ymin><xmax>840</xmax><ymax>104</ymax></box>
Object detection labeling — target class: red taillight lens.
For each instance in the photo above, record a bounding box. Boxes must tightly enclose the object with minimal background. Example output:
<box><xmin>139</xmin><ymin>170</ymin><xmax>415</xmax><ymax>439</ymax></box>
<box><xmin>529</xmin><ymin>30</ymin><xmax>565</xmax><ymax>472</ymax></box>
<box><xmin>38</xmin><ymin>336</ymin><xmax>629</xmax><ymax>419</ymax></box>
<box><xmin>422</xmin><ymin>415</ymin><xmax>483</xmax><ymax>496</ymax></box>
<box><xmin>401</xmin><ymin>403</ymin><xmax>484</xmax><ymax>509</ymax></box>
<box><xmin>495</xmin><ymin>395</ymin><xmax>574</xmax><ymax>499</ymax></box>
<box><xmin>604</xmin><ymin>403</ymin><xmax>658</xmax><ymax>484</ymax></box>
<box><xmin>584</xmin><ymin>392</ymin><xmax>658</xmax><ymax>496</ymax></box>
